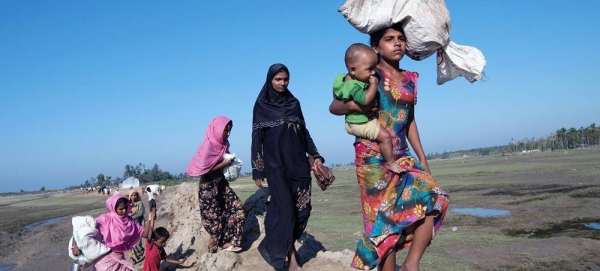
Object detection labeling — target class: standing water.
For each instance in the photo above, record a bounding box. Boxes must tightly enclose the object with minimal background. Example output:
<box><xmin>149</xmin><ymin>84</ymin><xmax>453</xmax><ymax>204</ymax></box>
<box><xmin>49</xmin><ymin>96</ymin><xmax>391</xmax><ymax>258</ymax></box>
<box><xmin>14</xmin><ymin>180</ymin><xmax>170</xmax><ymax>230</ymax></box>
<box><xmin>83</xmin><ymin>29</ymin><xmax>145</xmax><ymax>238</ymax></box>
<box><xmin>451</xmin><ymin>207</ymin><xmax>510</xmax><ymax>217</ymax></box>
<box><xmin>584</xmin><ymin>223</ymin><xmax>600</xmax><ymax>230</ymax></box>
<box><xmin>0</xmin><ymin>262</ymin><xmax>16</xmax><ymax>271</ymax></box>
<box><xmin>24</xmin><ymin>216</ymin><xmax>64</xmax><ymax>230</ymax></box>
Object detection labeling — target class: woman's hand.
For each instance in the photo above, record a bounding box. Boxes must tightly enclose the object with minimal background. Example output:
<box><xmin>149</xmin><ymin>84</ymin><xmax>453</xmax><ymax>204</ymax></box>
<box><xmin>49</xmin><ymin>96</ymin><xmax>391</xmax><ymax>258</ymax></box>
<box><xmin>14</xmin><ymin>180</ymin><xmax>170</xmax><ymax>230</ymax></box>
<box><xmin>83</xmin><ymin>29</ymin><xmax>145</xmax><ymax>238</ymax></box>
<box><xmin>71</xmin><ymin>237</ymin><xmax>81</xmax><ymax>256</ymax></box>
<box><xmin>357</xmin><ymin>100</ymin><xmax>378</xmax><ymax>116</ymax></box>
<box><xmin>311</xmin><ymin>157</ymin><xmax>323</xmax><ymax>172</ymax></box>
<box><xmin>345</xmin><ymin>100</ymin><xmax>379</xmax><ymax>118</ymax></box>
<box><xmin>210</xmin><ymin>157</ymin><xmax>234</xmax><ymax>173</ymax></box>
<box><xmin>330</xmin><ymin>99</ymin><xmax>378</xmax><ymax>116</ymax></box>
<box><xmin>254</xmin><ymin>179</ymin><xmax>264</xmax><ymax>188</ymax></box>
<box><xmin>420</xmin><ymin>160</ymin><xmax>432</xmax><ymax>175</ymax></box>
<box><xmin>71</xmin><ymin>245</ymin><xmax>81</xmax><ymax>256</ymax></box>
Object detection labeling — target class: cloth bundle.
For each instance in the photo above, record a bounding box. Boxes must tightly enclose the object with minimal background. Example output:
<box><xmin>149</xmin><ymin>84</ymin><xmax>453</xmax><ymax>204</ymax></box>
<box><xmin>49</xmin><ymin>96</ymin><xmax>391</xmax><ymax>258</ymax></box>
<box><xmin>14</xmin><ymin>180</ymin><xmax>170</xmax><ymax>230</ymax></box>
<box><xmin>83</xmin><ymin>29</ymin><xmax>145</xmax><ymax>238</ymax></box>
<box><xmin>68</xmin><ymin>215</ymin><xmax>110</xmax><ymax>266</ymax></box>
<box><xmin>339</xmin><ymin>0</ymin><xmax>486</xmax><ymax>85</ymax></box>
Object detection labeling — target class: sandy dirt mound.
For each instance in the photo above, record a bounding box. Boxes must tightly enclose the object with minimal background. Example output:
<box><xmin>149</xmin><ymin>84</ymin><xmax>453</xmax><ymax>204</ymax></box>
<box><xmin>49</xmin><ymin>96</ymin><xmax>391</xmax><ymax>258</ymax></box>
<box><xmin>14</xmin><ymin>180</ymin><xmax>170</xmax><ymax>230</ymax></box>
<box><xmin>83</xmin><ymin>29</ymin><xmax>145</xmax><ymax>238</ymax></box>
<box><xmin>158</xmin><ymin>182</ymin><xmax>355</xmax><ymax>271</ymax></box>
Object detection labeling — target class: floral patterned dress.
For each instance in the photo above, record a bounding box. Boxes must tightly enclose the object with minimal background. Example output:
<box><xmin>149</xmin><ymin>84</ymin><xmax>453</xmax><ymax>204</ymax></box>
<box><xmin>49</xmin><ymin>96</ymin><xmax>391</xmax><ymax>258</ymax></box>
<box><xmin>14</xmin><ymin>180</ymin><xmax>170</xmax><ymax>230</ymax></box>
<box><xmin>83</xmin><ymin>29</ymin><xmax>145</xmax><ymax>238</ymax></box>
<box><xmin>351</xmin><ymin>69</ymin><xmax>449</xmax><ymax>270</ymax></box>
<box><xmin>196</xmin><ymin>170</ymin><xmax>246</xmax><ymax>253</ymax></box>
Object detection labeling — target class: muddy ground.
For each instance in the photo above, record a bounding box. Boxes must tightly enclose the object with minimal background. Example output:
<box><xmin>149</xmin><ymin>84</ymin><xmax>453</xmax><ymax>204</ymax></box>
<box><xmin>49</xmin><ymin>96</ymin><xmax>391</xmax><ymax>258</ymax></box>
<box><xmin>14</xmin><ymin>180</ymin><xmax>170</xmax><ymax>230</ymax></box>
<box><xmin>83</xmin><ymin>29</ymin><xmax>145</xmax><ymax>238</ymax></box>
<box><xmin>0</xmin><ymin>148</ymin><xmax>599</xmax><ymax>271</ymax></box>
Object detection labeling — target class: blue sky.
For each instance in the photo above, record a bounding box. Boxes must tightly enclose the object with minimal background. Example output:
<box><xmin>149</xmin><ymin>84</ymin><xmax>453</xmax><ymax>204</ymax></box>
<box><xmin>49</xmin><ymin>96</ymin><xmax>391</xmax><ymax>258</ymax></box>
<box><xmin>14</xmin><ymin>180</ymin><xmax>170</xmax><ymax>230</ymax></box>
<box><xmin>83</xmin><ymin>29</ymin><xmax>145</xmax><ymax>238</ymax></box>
<box><xmin>1</xmin><ymin>1</ymin><xmax>599</xmax><ymax>193</ymax></box>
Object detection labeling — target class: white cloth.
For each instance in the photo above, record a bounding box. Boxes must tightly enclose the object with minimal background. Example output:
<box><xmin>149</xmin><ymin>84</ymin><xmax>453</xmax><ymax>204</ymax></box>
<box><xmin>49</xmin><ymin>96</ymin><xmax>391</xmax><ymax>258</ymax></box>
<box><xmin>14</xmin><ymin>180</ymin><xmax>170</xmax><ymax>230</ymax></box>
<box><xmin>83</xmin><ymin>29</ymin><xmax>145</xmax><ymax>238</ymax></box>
<box><xmin>222</xmin><ymin>153</ymin><xmax>243</xmax><ymax>182</ymax></box>
<box><xmin>339</xmin><ymin>0</ymin><xmax>486</xmax><ymax>85</ymax></box>
<box><xmin>146</xmin><ymin>184</ymin><xmax>160</xmax><ymax>201</ymax></box>
<box><xmin>68</xmin><ymin>215</ymin><xmax>110</xmax><ymax>265</ymax></box>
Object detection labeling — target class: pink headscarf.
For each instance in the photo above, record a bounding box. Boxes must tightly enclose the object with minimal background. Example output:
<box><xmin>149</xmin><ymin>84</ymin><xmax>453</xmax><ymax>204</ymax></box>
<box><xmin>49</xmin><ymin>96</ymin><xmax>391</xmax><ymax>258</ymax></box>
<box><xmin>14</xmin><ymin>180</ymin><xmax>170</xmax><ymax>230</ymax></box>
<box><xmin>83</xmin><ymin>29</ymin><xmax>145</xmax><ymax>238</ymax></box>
<box><xmin>95</xmin><ymin>194</ymin><xmax>143</xmax><ymax>252</ymax></box>
<box><xmin>186</xmin><ymin>116</ymin><xmax>231</xmax><ymax>176</ymax></box>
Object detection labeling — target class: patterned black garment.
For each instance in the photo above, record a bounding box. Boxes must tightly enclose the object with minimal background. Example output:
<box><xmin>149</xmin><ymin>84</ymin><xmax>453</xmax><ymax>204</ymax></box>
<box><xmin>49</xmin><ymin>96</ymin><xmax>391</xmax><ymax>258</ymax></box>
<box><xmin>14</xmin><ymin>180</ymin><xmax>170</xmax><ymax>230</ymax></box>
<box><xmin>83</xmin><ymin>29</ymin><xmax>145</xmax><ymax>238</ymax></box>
<box><xmin>196</xmin><ymin>171</ymin><xmax>246</xmax><ymax>253</ymax></box>
<box><xmin>251</xmin><ymin>64</ymin><xmax>324</xmax><ymax>270</ymax></box>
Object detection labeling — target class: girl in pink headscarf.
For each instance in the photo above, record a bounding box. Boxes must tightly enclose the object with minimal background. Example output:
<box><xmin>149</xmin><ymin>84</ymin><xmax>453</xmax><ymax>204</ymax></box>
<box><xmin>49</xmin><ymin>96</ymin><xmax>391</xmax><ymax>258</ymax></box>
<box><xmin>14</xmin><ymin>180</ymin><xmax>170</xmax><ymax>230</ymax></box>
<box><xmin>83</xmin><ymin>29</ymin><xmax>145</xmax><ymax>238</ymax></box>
<box><xmin>186</xmin><ymin>116</ymin><xmax>246</xmax><ymax>253</ymax></box>
<box><xmin>71</xmin><ymin>194</ymin><xmax>155</xmax><ymax>270</ymax></box>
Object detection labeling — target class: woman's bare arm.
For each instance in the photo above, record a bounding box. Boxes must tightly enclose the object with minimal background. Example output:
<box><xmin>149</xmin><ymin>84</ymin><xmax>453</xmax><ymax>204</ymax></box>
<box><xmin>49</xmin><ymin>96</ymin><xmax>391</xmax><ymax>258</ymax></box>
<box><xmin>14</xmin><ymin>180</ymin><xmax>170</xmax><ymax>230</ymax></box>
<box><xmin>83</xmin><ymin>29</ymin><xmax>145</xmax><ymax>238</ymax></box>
<box><xmin>406</xmin><ymin>107</ymin><xmax>430</xmax><ymax>174</ymax></box>
<box><xmin>329</xmin><ymin>96</ymin><xmax>377</xmax><ymax>116</ymax></box>
<box><xmin>209</xmin><ymin>158</ymin><xmax>233</xmax><ymax>172</ymax></box>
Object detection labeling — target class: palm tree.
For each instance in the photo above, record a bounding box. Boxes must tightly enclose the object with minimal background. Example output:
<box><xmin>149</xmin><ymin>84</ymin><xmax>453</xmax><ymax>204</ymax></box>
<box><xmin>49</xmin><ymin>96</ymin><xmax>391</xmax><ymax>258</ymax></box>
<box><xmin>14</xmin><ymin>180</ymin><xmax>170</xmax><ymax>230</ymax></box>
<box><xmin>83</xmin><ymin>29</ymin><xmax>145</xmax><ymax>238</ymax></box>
<box><xmin>589</xmin><ymin>123</ymin><xmax>598</xmax><ymax>145</ymax></box>
<box><xmin>556</xmin><ymin>128</ymin><xmax>567</xmax><ymax>149</ymax></box>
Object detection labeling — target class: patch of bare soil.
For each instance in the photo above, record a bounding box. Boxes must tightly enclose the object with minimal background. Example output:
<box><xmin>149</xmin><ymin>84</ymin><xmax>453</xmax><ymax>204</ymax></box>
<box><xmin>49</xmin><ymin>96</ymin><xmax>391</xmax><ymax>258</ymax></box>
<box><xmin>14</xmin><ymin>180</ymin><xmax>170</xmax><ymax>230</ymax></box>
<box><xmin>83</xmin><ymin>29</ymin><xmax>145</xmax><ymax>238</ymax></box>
<box><xmin>154</xmin><ymin>182</ymin><xmax>355</xmax><ymax>271</ymax></box>
<box><xmin>438</xmin><ymin>153</ymin><xmax>600</xmax><ymax>270</ymax></box>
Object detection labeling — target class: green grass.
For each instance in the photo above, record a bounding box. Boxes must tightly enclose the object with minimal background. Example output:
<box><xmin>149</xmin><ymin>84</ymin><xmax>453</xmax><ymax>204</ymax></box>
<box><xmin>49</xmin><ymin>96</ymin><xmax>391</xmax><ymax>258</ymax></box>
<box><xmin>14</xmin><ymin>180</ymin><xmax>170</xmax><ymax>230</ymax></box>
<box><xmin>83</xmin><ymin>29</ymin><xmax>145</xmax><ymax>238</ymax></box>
<box><xmin>9</xmin><ymin>193</ymin><xmax>106</xmax><ymax>207</ymax></box>
<box><xmin>297</xmin><ymin>148</ymin><xmax>600</xmax><ymax>269</ymax></box>
<box><xmin>189</xmin><ymin>149</ymin><xmax>600</xmax><ymax>269</ymax></box>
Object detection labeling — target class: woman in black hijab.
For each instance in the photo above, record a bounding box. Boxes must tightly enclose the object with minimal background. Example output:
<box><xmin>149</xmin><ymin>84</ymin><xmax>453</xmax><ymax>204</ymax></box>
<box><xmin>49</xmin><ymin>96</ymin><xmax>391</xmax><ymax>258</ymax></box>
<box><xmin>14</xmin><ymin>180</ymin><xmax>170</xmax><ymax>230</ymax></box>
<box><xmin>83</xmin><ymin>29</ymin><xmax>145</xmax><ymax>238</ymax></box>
<box><xmin>251</xmin><ymin>63</ymin><xmax>324</xmax><ymax>271</ymax></box>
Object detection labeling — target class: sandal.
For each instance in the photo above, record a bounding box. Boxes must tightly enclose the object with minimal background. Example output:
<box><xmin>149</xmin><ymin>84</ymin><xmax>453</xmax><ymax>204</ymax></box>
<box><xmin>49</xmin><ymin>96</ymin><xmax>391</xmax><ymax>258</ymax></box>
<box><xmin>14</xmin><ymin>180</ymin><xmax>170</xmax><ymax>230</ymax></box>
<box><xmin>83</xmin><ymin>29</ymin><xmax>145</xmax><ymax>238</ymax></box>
<box><xmin>223</xmin><ymin>246</ymin><xmax>242</xmax><ymax>252</ymax></box>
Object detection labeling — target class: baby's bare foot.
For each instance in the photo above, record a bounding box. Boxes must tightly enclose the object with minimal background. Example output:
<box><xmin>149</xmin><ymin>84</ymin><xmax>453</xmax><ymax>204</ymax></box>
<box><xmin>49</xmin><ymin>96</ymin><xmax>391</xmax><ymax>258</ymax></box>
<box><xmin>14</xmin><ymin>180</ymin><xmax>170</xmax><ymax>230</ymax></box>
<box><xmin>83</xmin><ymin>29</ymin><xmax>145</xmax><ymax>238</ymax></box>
<box><xmin>385</xmin><ymin>161</ymin><xmax>405</xmax><ymax>174</ymax></box>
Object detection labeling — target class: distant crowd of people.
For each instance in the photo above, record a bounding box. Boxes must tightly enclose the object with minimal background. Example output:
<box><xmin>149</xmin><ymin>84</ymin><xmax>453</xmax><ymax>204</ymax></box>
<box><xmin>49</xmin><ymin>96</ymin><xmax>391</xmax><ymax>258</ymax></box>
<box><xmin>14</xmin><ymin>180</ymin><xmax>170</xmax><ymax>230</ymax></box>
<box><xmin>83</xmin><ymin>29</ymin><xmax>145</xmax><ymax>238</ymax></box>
<box><xmin>81</xmin><ymin>185</ymin><xmax>113</xmax><ymax>195</ymax></box>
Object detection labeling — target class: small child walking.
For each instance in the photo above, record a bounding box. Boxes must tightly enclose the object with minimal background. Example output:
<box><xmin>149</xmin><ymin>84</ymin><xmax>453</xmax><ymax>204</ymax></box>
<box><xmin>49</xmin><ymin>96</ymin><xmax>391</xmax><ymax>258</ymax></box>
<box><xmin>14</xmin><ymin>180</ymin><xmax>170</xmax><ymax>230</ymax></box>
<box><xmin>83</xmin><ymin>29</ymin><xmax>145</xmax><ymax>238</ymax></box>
<box><xmin>142</xmin><ymin>222</ymin><xmax>187</xmax><ymax>271</ymax></box>
<box><xmin>333</xmin><ymin>43</ymin><xmax>404</xmax><ymax>174</ymax></box>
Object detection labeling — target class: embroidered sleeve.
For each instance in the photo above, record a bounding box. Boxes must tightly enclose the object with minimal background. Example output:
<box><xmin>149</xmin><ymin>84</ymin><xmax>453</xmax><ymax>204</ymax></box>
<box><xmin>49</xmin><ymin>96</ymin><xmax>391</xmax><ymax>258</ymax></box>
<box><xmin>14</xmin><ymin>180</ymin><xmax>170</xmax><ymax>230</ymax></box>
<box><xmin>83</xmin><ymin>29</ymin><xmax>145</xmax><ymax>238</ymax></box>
<box><xmin>304</xmin><ymin>127</ymin><xmax>324</xmax><ymax>164</ymax></box>
<box><xmin>251</xmin><ymin>128</ymin><xmax>266</xmax><ymax>180</ymax></box>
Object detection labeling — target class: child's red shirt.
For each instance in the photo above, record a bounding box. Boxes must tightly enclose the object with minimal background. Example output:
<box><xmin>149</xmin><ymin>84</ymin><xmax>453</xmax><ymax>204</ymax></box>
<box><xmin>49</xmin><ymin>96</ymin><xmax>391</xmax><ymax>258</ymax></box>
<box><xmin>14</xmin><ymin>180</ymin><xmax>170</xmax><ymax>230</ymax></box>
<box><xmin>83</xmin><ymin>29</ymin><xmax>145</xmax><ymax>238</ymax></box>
<box><xmin>142</xmin><ymin>239</ymin><xmax>166</xmax><ymax>271</ymax></box>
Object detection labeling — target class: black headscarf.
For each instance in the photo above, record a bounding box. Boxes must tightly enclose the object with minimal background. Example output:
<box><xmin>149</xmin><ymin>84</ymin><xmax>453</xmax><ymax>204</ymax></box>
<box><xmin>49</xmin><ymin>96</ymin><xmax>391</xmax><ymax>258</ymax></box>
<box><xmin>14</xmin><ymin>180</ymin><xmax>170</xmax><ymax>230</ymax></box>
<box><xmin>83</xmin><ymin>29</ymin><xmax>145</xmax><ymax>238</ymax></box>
<box><xmin>252</xmin><ymin>63</ymin><xmax>305</xmax><ymax>130</ymax></box>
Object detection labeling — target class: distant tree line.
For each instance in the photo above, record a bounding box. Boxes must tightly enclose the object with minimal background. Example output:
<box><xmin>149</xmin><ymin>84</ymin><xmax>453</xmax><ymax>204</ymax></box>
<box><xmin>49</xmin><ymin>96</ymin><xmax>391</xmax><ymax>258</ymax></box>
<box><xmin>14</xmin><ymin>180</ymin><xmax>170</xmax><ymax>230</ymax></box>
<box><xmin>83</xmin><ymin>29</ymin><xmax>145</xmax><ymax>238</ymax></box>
<box><xmin>80</xmin><ymin>163</ymin><xmax>182</xmax><ymax>188</ymax></box>
<box><xmin>82</xmin><ymin>173</ymin><xmax>117</xmax><ymax>188</ymax></box>
<box><xmin>427</xmin><ymin>123</ymin><xmax>600</xmax><ymax>160</ymax></box>
<box><xmin>19</xmin><ymin>123</ymin><xmax>595</xmax><ymax>193</ymax></box>
<box><xmin>123</xmin><ymin>163</ymin><xmax>179</xmax><ymax>184</ymax></box>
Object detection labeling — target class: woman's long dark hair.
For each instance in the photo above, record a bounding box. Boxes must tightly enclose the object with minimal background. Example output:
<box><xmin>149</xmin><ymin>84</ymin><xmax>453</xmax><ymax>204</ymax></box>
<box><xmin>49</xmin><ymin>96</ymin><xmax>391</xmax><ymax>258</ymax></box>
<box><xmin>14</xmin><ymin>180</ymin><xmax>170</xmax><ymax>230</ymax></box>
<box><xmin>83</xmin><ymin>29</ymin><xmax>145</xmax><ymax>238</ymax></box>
<box><xmin>369</xmin><ymin>23</ymin><xmax>405</xmax><ymax>48</ymax></box>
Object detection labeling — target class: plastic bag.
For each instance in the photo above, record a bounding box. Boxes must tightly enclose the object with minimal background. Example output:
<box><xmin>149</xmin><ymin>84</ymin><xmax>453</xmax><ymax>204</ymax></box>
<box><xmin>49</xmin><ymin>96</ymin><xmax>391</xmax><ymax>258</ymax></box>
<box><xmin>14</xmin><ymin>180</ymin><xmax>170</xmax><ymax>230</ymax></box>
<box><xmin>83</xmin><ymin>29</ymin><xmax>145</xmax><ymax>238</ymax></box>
<box><xmin>68</xmin><ymin>216</ymin><xmax>110</xmax><ymax>265</ymax></box>
<box><xmin>223</xmin><ymin>153</ymin><xmax>243</xmax><ymax>182</ymax></box>
<box><xmin>339</xmin><ymin>0</ymin><xmax>451</xmax><ymax>61</ymax></box>
<box><xmin>437</xmin><ymin>41</ymin><xmax>487</xmax><ymax>85</ymax></box>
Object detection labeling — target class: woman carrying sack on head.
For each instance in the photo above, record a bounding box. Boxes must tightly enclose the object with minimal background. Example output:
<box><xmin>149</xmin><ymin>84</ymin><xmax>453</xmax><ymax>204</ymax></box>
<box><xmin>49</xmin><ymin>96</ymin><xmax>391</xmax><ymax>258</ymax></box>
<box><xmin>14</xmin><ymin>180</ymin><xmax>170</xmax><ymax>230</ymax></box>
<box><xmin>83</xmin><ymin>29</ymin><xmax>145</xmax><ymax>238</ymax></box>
<box><xmin>329</xmin><ymin>23</ymin><xmax>449</xmax><ymax>271</ymax></box>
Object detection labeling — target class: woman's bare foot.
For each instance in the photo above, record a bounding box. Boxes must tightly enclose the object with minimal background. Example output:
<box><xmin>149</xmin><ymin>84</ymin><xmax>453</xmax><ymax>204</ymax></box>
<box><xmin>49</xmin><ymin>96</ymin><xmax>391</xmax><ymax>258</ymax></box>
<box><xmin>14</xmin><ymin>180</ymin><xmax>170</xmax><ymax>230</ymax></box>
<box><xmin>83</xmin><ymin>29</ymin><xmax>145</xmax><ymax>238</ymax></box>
<box><xmin>288</xmin><ymin>249</ymin><xmax>303</xmax><ymax>271</ymax></box>
<box><xmin>219</xmin><ymin>242</ymin><xmax>242</xmax><ymax>252</ymax></box>
<box><xmin>220</xmin><ymin>242</ymin><xmax>232</xmax><ymax>249</ymax></box>
<box><xmin>399</xmin><ymin>263</ymin><xmax>419</xmax><ymax>271</ymax></box>
<box><xmin>385</xmin><ymin>161</ymin><xmax>405</xmax><ymax>174</ymax></box>
<box><xmin>288</xmin><ymin>257</ymin><xmax>303</xmax><ymax>271</ymax></box>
